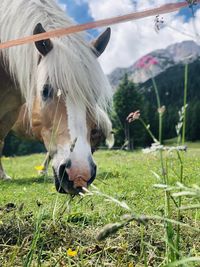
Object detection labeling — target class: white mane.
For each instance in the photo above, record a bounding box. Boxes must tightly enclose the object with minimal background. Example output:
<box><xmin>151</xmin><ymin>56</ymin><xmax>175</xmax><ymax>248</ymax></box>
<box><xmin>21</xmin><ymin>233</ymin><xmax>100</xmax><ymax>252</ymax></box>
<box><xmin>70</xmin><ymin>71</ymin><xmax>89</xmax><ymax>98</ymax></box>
<box><xmin>0</xmin><ymin>0</ymin><xmax>113</xmax><ymax>139</ymax></box>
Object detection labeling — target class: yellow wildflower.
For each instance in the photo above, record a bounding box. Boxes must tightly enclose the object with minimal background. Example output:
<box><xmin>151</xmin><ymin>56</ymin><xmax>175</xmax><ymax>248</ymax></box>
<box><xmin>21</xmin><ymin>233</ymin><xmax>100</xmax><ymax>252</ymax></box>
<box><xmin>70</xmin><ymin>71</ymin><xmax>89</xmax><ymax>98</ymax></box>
<box><xmin>34</xmin><ymin>165</ymin><xmax>45</xmax><ymax>171</ymax></box>
<box><xmin>67</xmin><ymin>248</ymin><xmax>78</xmax><ymax>257</ymax></box>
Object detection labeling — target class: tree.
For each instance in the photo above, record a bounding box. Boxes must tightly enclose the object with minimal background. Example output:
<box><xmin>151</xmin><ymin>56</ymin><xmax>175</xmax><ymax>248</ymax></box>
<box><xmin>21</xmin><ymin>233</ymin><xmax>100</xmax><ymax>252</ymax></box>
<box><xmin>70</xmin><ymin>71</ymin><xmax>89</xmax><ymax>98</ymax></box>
<box><xmin>3</xmin><ymin>132</ymin><xmax>46</xmax><ymax>156</ymax></box>
<box><xmin>113</xmin><ymin>74</ymin><xmax>148</xmax><ymax>149</ymax></box>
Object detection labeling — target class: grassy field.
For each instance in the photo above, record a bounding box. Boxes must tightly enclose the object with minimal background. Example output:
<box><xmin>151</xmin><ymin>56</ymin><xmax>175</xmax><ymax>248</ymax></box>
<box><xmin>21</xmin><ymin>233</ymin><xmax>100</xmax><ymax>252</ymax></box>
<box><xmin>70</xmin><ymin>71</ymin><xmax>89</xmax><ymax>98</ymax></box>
<box><xmin>0</xmin><ymin>149</ymin><xmax>200</xmax><ymax>266</ymax></box>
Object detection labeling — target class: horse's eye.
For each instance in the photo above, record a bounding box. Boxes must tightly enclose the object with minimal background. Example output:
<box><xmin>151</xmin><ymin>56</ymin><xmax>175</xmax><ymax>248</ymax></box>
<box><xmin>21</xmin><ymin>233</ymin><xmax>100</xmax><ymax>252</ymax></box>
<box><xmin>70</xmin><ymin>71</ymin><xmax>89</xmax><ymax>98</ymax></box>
<box><xmin>42</xmin><ymin>84</ymin><xmax>53</xmax><ymax>101</ymax></box>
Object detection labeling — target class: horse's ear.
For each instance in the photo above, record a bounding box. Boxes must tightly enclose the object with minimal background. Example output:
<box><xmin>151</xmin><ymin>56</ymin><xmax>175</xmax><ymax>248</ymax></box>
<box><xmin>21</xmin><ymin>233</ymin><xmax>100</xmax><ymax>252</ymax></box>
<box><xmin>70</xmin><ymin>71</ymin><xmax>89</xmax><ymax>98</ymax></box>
<box><xmin>33</xmin><ymin>23</ymin><xmax>53</xmax><ymax>56</ymax></box>
<box><xmin>92</xmin><ymin>27</ymin><xmax>111</xmax><ymax>57</ymax></box>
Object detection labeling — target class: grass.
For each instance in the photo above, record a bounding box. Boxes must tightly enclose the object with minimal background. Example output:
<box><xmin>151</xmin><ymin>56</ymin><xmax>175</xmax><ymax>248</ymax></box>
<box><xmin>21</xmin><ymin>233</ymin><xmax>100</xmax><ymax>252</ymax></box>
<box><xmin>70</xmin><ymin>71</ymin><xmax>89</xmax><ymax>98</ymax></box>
<box><xmin>0</xmin><ymin>149</ymin><xmax>200</xmax><ymax>266</ymax></box>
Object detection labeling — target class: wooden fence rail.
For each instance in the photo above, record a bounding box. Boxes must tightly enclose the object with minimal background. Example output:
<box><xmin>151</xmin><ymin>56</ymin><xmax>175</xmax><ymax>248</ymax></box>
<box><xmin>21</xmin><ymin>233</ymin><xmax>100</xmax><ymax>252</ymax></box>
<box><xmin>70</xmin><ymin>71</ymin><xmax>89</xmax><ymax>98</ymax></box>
<box><xmin>0</xmin><ymin>1</ymin><xmax>199</xmax><ymax>50</ymax></box>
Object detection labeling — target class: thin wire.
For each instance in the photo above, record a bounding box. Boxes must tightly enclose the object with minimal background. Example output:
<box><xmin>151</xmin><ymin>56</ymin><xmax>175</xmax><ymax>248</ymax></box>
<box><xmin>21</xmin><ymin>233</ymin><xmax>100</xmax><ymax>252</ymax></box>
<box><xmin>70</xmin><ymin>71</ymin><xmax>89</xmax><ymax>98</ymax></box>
<box><xmin>166</xmin><ymin>24</ymin><xmax>197</xmax><ymax>39</ymax></box>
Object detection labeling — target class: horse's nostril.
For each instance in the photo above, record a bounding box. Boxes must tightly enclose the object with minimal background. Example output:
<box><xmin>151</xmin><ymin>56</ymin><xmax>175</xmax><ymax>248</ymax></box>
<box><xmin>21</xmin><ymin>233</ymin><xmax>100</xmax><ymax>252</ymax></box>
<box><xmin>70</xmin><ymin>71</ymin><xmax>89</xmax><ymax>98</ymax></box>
<box><xmin>66</xmin><ymin>159</ymin><xmax>72</xmax><ymax>169</ymax></box>
<box><xmin>57</xmin><ymin>163</ymin><xmax>75</xmax><ymax>193</ymax></box>
<box><xmin>58</xmin><ymin>163</ymin><xmax>68</xmax><ymax>181</ymax></box>
<box><xmin>88</xmin><ymin>162</ymin><xmax>97</xmax><ymax>185</ymax></box>
<box><xmin>59</xmin><ymin>164</ymin><xmax>66</xmax><ymax>178</ymax></box>
<box><xmin>93</xmin><ymin>163</ymin><xmax>97</xmax><ymax>176</ymax></box>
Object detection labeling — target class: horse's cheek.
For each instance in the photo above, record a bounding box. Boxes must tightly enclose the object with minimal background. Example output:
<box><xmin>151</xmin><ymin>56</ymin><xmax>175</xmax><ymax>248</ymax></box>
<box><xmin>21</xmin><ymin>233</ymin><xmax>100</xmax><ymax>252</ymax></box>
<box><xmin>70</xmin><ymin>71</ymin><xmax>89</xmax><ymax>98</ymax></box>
<box><xmin>41</xmin><ymin>128</ymin><xmax>54</xmax><ymax>151</ymax></box>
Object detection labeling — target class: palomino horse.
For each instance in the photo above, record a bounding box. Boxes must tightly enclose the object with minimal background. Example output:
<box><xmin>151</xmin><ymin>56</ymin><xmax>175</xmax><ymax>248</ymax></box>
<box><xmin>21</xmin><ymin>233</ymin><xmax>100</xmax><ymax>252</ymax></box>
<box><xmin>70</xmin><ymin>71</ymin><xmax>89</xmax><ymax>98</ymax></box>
<box><xmin>0</xmin><ymin>0</ymin><xmax>113</xmax><ymax>194</ymax></box>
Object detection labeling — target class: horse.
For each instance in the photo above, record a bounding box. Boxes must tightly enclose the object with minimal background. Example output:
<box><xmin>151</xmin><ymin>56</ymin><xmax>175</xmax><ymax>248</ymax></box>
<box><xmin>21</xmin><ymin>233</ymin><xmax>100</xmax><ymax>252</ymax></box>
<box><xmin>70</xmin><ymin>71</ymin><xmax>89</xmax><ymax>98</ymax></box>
<box><xmin>0</xmin><ymin>0</ymin><xmax>113</xmax><ymax>194</ymax></box>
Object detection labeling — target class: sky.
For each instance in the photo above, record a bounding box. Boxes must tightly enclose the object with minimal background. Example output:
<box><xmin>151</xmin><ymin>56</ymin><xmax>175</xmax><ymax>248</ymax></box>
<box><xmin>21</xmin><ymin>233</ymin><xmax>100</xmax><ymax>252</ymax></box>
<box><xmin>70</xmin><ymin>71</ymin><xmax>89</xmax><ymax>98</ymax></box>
<box><xmin>57</xmin><ymin>0</ymin><xmax>200</xmax><ymax>74</ymax></box>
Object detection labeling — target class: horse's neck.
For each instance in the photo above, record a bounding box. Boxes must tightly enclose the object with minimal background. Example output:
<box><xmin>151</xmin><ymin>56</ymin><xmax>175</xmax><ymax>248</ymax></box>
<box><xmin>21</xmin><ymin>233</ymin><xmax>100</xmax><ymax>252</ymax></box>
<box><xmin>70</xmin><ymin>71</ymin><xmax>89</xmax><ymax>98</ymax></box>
<box><xmin>0</xmin><ymin>56</ymin><xmax>42</xmax><ymax>142</ymax></box>
<box><xmin>0</xmin><ymin>60</ymin><xmax>19</xmax><ymax>101</ymax></box>
<box><xmin>0</xmin><ymin>58</ymin><xmax>23</xmax><ymax>140</ymax></box>
<box><xmin>0</xmin><ymin>57</ymin><xmax>21</xmax><ymax>96</ymax></box>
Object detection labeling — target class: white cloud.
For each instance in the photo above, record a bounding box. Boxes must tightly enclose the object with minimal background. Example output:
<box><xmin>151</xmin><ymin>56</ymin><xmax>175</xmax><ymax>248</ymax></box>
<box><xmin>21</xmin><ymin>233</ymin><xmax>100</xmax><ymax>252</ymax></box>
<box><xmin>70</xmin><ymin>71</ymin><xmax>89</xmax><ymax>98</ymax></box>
<box><xmin>57</xmin><ymin>1</ymin><xmax>67</xmax><ymax>11</ymax></box>
<box><xmin>86</xmin><ymin>0</ymin><xmax>200</xmax><ymax>74</ymax></box>
<box><xmin>87</xmin><ymin>0</ymin><xmax>134</xmax><ymax>19</ymax></box>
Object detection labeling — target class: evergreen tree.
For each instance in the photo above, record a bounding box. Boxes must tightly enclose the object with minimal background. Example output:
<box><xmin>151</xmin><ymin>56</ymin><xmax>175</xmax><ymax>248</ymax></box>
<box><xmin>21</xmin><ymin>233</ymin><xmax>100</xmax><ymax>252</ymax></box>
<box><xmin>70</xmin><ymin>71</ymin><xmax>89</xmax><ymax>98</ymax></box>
<box><xmin>113</xmin><ymin>74</ymin><xmax>148</xmax><ymax>149</ymax></box>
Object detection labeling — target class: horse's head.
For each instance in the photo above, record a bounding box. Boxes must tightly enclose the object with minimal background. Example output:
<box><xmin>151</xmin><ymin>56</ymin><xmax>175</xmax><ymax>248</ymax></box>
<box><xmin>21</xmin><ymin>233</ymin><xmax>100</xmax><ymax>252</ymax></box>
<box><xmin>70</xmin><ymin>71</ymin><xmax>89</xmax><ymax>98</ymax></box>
<box><xmin>32</xmin><ymin>23</ymin><xmax>113</xmax><ymax>195</ymax></box>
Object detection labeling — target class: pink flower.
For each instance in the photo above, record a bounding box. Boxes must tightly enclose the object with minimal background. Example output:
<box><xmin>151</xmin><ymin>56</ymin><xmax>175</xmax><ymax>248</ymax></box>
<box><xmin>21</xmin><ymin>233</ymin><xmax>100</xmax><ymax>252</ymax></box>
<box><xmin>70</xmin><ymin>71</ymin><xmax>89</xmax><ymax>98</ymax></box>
<box><xmin>126</xmin><ymin>110</ymin><xmax>140</xmax><ymax>123</ymax></box>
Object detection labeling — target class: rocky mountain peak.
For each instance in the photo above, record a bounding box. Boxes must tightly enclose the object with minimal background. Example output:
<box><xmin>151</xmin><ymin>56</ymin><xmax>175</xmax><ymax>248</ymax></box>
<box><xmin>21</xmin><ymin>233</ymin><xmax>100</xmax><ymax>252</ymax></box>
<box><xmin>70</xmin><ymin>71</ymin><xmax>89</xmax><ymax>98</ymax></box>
<box><xmin>108</xmin><ymin>40</ymin><xmax>200</xmax><ymax>87</ymax></box>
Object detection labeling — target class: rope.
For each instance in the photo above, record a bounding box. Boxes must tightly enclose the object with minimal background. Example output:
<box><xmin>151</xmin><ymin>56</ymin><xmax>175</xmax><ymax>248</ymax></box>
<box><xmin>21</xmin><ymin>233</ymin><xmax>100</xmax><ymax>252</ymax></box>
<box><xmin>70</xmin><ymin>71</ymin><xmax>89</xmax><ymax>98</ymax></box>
<box><xmin>0</xmin><ymin>1</ymin><xmax>199</xmax><ymax>50</ymax></box>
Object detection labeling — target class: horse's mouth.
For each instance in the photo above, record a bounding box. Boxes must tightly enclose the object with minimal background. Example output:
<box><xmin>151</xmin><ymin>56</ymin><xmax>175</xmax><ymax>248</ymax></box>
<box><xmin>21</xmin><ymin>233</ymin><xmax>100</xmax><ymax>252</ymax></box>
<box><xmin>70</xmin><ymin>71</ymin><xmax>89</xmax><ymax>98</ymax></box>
<box><xmin>53</xmin><ymin>167</ymin><xmax>79</xmax><ymax>194</ymax></box>
<box><xmin>52</xmin><ymin>166</ymin><xmax>96</xmax><ymax>195</ymax></box>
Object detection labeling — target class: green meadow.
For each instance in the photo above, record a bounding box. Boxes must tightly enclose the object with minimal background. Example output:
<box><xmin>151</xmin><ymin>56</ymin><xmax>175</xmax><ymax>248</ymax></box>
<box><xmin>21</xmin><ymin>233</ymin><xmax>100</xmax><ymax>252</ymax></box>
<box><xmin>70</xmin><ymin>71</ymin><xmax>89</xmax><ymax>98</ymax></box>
<box><xmin>0</xmin><ymin>148</ymin><xmax>199</xmax><ymax>266</ymax></box>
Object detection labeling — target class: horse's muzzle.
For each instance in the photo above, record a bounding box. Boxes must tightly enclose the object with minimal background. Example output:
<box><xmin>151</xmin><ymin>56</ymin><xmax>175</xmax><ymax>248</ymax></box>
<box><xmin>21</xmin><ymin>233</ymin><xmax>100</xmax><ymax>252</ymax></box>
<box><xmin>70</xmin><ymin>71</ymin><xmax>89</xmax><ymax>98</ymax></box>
<box><xmin>53</xmin><ymin>160</ymin><xmax>97</xmax><ymax>195</ymax></box>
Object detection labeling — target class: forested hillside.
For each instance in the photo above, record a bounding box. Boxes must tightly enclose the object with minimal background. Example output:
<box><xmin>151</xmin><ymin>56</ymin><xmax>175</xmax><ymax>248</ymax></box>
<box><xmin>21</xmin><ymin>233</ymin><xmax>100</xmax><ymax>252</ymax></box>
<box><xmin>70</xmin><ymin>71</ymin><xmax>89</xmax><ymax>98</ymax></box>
<box><xmin>112</xmin><ymin>59</ymin><xmax>200</xmax><ymax>148</ymax></box>
<box><xmin>141</xmin><ymin>59</ymin><xmax>200</xmax><ymax>142</ymax></box>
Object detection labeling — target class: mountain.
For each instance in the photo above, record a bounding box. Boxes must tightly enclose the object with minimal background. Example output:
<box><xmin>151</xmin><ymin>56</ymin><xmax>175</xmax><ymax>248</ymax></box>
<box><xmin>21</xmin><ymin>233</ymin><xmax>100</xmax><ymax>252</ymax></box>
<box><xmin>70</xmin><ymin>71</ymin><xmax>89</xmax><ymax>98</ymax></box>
<box><xmin>108</xmin><ymin>40</ymin><xmax>200</xmax><ymax>87</ymax></box>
